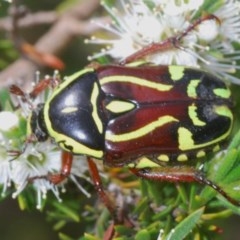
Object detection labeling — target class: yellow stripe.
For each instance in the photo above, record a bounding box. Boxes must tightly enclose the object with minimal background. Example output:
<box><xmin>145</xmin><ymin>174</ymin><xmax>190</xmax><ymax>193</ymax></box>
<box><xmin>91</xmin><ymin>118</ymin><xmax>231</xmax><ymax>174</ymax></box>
<box><xmin>91</xmin><ymin>83</ymin><xmax>103</xmax><ymax>134</ymax></box>
<box><xmin>188</xmin><ymin>105</ymin><xmax>206</xmax><ymax>126</ymax></box>
<box><xmin>179</xmin><ymin>105</ymin><xmax>233</xmax><ymax>151</ymax></box>
<box><xmin>106</xmin><ymin>115</ymin><xmax>178</xmax><ymax>142</ymax></box>
<box><xmin>57</xmin><ymin>133</ymin><xmax>103</xmax><ymax>158</ymax></box>
<box><xmin>106</xmin><ymin>100</ymin><xmax>135</xmax><ymax>113</ymax></box>
<box><xmin>100</xmin><ymin>75</ymin><xmax>173</xmax><ymax>91</ymax></box>
<box><xmin>133</xmin><ymin>157</ymin><xmax>160</xmax><ymax>168</ymax></box>
<box><xmin>61</xmin><ymin>107</ymin><xmax>78</xmax><ymax>113</ymax></box>
<box><xmin>187</xmin><ymin>79</ymin><xmax>200</xmax><ymax>98</ymax></box>
<box><xmin>169</xmin><ymin>66</ymin><xmax>184</xmax><ymax>81</ymax></box>
<box><xmin>213</xmin><ymin>88</ymin><xmax>231</xmax><ymax>99</ymax></box>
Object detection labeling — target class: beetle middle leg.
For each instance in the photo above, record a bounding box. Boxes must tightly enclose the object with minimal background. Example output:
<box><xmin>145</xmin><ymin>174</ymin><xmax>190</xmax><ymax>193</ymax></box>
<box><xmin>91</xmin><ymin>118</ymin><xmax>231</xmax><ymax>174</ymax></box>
<box><xmin>130</xmin><ymin>166</ymin><xmax>240</xmax><ymax>206</ymax></box>
<box><xmin>121</xmin><ymin>14</ymin><xmax>220</xmax><ymax>64</ymax></box>
<box><xmin>87</xmin><ymin>157</ymin><xmax>134</xmax><ymax>228</ymax></box>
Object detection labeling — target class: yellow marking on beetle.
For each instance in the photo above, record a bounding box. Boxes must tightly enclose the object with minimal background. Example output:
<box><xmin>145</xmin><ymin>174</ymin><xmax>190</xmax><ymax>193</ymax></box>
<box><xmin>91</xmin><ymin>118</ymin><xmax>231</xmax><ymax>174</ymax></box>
<box><xmin>100</xmin><ymin>75</ymin><xmax>173</xmax><ymax>91</ymax></box>
<box><xmin>214</xmin><ymin>105</ymin><xmax>233</xmax><ymax>119</ymax></box>
<box><xmin>187</xmin><ymin>79</ymin><xmax>200</xmax><ymax>98</ymax></box>
<box><xmin>127</xmin><ymin>163</ymin><xmax>135</xmax><ymax>168</ymax></box>
<box><xmin>133</xmin><ymin>157</ymin><xmax>160</xmax><ymax>169</ymax></box>
<box><xmin>169</xmin><ymin>66</ymin><xmax>184</xmax><ymax>81</ymax></box>
<box><xmin>196</xmin><ymin>150</ymin><xmax>206</xmax><ymax>158</ymax></box>
<box><xmin>57</xmin><ymin>133</ymin><xmax>104</xmax><ymax>158</ymax></box>
<box><xmin>213</xmin><ymin>88</ymin><xmax>231</xmax><ymax>99</ymax></box>
<box><xmin>91</xmin><ymin>83</ymin><xmax>103</xmax><ymax>134</ymax></box>
<box><xmin>177</xmin><ymin>154</ymin><xmax>188</xmax><ymax>162</ymax></box>
<box><xmin>106</xmin><ymin>100</ymin><xmax>135</xmax><ymax>114</ymax></box>
<box><xmin>188</xmin><ymin>105</ymin><xmax>206</xmax><ymax>126</ymax></box>
<box><xmin>64</xmin><ymin>68</ymin><xmax>94</xmax><ymax>84</ymax></box>
<box><xmin>106</xmin><ymin>115</ymin><xmax>178</xmax><ymax>142</ymax></box>
<box><xmin>179</xmin><ymin>104</ymin><xmax>233</xmax><ymax>151</ymax></box>
<box><xmin>125</xmin><ymin>60</ymin><xmax>146</xmax><ymax>67</ymax></box>
<box><xmin>61</xmin><ymin>107</ymin><xmax>78</xmax><ymax>113</ymax></box>
<box><xmin>178</xmin><ymin>120</ymin><xmax>232</xmax><ymax>151</ymax></box>
<box><xmin>45</xmin><ymin>68</ymin><xmax>94</xmax><ymax>106</ymax></box>
<box><xmin>213</xmin><ymin>145</ymin><xmax>220</xmax><ymax>152</ymax></box>
<box><xmin>157</xmin><ymin>154</ymin><xmax>169</xmax><ymax>162</ymax></box>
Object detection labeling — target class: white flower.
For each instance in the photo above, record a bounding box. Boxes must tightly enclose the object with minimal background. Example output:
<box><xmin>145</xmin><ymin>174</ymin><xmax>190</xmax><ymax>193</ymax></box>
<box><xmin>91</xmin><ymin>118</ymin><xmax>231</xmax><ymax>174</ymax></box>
<box><xmin>0</xmin><ymin>112</ymin><xmax>19</xmax><ymax>131</ymax></box>
<box><xmin>0</xmin><ymin>144</ymin><xmax>12</xmax><ymax>196</ymax></box>
<box><xmin>87</xmin><ymin>0</ymin><xmax>240</xmax><ymax>83</ymax></box>
<box><xmin>11</xmin><ymin>144</ymin><xmax>62</xmax><ymax>207</ymax></box>
<box><xmin>10</xmin><ymin>141</ymin><xmax>91</xmax><ymax>208</ymax></box>
<box><xmin>0</xmin><ymin>113</ymin><xmax>21</xmax><ymax>197</ymax></box>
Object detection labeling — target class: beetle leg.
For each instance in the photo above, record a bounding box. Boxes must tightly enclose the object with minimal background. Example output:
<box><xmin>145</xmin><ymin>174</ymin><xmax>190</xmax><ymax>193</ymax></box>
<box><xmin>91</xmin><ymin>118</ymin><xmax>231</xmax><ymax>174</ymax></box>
<box><xmin>87</xmin><ymin>157</ymin><xmax>118</xmax><ymax>220</ymax></box>
<box><xmin>10</xmin><ymin>85</ymin><xmax>34</xmax><ymax>108</ymax></box>
<box><xmin>87</xmin><ymin>157</ymin><xmax>134</xmax><ymax>229</ymax></box>
<box><xmin>121</xmin><ymin>14</ymin><xmax>220</xmax><ymax>64</ymax></box>
<box><xmin>29</xmin><ymin>78</ymin><xmax>53</xmax><ymax>99</ymax></box>
<box><xmin>130</xmin><ymin>166</ymin><xmax>240</xmax><ymax>206</ymax></box>
<box><xmin>48</xmin><ymin>151</ymin><xmax>73</xmax><ymax>184</ymax></box>
<box><xmin>30</xmin><ymin>76</ymin><xmax>60</xmax><ymax>99</ymax></box>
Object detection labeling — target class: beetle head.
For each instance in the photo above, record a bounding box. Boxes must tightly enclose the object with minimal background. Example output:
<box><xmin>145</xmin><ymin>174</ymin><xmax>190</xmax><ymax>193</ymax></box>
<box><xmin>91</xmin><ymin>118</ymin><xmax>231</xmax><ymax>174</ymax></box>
<box><xmin>28</xmin><ymin>103</ymin><xmax>49</xmax><ymax>142</ymax></box>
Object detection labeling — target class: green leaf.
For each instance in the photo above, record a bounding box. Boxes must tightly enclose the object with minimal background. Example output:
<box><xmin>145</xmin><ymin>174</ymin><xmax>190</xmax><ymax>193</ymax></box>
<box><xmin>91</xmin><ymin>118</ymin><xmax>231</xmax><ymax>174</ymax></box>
<box><xmin>52</xmin><ymin>201</ymin><xmax>80</xmax><ymax>222</ymax></box>
<box><xmin>194</xmin><ymin>0</ymin><xmax>224</xmax><ymax>18</ymax></box>
<box><xmin>83</xmin><ymin>233</ymin><xmax>101</xmax><ymax>240</ymax></box>
<box><xmin>59</xmin><ymin>232</ymin><xmax>75</xmax><ymax>240</ymax></box>
<box><xmin>135</xmin><ymin>229</ymin><xmax>151</xmax><ymax>240</ymax></box>
<box><xmin>165</xmin><ymin>207</ymin><xmax>204</xmax><ymax>240</ymax></box>
<box><xmin>208</xmin><ymin>149</ymin><xmax>238</xmax><ymax>183</ymax></box>
<box><xmin>115</xmin><ymin>224</ymin><xmax>135</xmax><ymax>236</ymax></box>
<box><xmin>0</xmin><ymin>89</ymin><xmax>12</xmax><ymax>110</ymax></box>
<box><xmin>228</xmin><ymin>128</ymin><xmax>240</xmax><ymax>149</ymax></box>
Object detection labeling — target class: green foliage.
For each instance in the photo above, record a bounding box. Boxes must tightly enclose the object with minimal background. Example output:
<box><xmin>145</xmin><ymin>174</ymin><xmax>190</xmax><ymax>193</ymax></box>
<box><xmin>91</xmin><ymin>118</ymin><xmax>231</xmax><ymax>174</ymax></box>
<box><xmin>0</xmin><ymin>39</ymin><xmax>19</xmax><ymax>70</ymax></box>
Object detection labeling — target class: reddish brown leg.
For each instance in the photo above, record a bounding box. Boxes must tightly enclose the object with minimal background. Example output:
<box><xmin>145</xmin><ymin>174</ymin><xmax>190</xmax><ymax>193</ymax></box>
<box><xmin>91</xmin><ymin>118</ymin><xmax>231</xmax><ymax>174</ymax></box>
<box><xmin>10</xmin><ymin>75</ymin><xmax>60</xmax><ymax>102</ymax></box>
<box><xmin>28</xmin><ymin>151</ymin><xmax>73</xmax><ymax>184</ymax></box>
<box><xmin>130</xmin><ymin>166</ymin><xmax>240</xmax><ymax>206</ymax></box>
<box><xmin>87</xmin><ymin>157</ymin><xmax>117</xmax><ymax>220</ymax></box>
<box><xmin>48</xmin><ymin>151</ymin><xmax>73</xmax><ymax>184</ymax></box>
<box><xmin>121</xmin><ymin>14</ymin><xmax>220</xmax><ymax>64</ymax></box>
<box><xmin>87</xmin><ymin>157</ymin><xmax>134</xmax><ymax>237</ymax></box>
<box><xmin>29</xmin><ymin>78</ymin><xmax>52</xmax><ymax>98</ymax></box>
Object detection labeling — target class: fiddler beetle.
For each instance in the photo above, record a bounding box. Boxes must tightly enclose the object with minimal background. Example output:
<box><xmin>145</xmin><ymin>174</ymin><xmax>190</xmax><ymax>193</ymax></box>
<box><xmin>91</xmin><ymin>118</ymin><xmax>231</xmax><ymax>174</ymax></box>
<box><xmin>10</xmin><ymin>13</ymin><xmax>238</xmax><ymax>221</ymax></box>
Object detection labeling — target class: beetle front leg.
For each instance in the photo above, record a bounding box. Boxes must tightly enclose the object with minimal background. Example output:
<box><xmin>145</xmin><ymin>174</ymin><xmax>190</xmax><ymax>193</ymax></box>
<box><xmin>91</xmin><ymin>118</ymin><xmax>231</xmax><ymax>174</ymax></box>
<box><xmin>130</xmin><ymin>166</ymin><xmax>240</xmax><ymax>206</ymax></box>
<box><xmin>48</xmin><ymin>151</ymin><xmax>73</xmax><ymax>184</ymax></box>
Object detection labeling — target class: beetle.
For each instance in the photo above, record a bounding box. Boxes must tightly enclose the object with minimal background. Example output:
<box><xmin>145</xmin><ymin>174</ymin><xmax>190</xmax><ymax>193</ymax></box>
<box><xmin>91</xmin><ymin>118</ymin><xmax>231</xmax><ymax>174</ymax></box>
<box><xmin>9</xmin><ymin>13</ymin><xmax>238</xmax><ymax>219</ymax></box>
<box><xmin>11</xmin><ymin>63</ymin><xmax>234</xmax><ymax>201</ymax></box>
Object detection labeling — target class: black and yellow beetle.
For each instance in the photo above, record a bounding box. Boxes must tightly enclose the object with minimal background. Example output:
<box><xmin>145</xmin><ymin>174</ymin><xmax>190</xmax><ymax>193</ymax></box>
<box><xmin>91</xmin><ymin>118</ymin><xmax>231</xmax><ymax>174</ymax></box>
<box><xmin>11</xmin><ymin>63</ymin><xmax>234</xmax><ymax>203</ymax></box>
<box><xmin>9</xmin><ymin>14</ymin><xmax>238</xmax><ymax>212</ymax></box>
<box><xmin>32</xmin><ymin>64</ymin><xmax>232</xmax><ymax>165</ymax></box>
